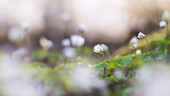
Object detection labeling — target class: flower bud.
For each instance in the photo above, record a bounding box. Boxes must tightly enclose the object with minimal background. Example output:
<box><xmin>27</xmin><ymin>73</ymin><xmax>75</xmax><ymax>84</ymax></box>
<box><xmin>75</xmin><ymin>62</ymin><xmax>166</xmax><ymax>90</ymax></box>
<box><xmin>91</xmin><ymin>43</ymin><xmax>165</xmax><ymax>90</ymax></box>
<box><xmin>8</xmin><ymin>27</ymin><xmax>25</xmax><ymax>44</ymax></box>
<box><xmin>62</xmin><ymin>47</ymin><xmax>76</xmax><ymax>59</ymax></box>
<box><xmin>60</xmin><ymin>12</ymin><xmax>70</xmax><ymax>22</ymax></box>
<box><xmin>159</xmin><ymin>21</ymin><xmax>167</xmax><ymax>28</ymax></box>
<box><xmin>101</xmin><ymin>44</ymin><xmax>108</xmax><ymax>52</ymax></box>
<box><xmin>130</xmin><ymin>36</ymin><xmax>138</xmax><ymax>45</ymax></box>
<box><xmin>137</xmin><ymin>32</ymin><xmax>145</xmax><ymax>39</ymax></box>
<box><xmin>70</xmin><ymin>34</ymin><xmax>85</xmax><ymax>47</ymax></box>
<box><xmin>39</xmin><ymin>37</ymin><xmax>53</xmax><ymax>50</ymax></box>
<box><xmin>78</xmin><ymin>23</ymin><xmax>87</xmax><ymax>33</ymax></box>
<box><xmin>61</xmin><ymin>38</ymin><xmax>70</xmax><ymax>47</ymax></box>
<box><xmin>93</xmin><ymin>44</ymin><xmax>103</xmax><ymax>54</ymax></box>
<box><xmin>136</xmin><ymin>49</ymin><xmax>142</xmax><ymax>55</ymax></box>
<box><xmin>162</xmin><ymin>10</ymin><xmax>170</xmax><ymax>22</ymax></box>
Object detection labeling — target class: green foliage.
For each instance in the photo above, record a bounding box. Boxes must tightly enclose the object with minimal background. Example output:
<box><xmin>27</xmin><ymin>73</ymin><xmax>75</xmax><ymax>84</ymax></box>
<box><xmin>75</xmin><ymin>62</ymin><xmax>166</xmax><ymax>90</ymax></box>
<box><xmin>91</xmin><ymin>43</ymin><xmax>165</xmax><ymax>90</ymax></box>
<box><xmin>0</xmin><ymin>37</ymin><xmax>166</xmax><ymax>96</ymax></box>
<box><xmin>32</xmin><ymin>49</ymin><xmax>48</xmax><ymax>59</ymax></box>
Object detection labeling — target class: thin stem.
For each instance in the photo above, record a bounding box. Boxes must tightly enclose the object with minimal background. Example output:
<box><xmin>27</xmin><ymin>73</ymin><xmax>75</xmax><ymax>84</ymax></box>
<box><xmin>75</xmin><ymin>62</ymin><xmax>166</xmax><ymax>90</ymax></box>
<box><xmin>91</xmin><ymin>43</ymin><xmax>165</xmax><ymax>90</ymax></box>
<box><xmin>102</xmin><ymin>53</ymin><xmax>106</xmax><ymax>79</ymax></box>
<box><xmin>166</xmin><ymin>22</ymin><xmax>169</xmax><ymax>38</ymax></box>
<box><xmin>88</xmin><ymin>51</ymin><xmax>93</xmax><ymax>57</ymax></box>
<box><xmin>144</xmin><ymin>37</ymin><xmax>158</xmax><ymax>63</ymax></box>
<box><xmin>102</xmin><ymin>53</ymin><xmax>104</xmax><ymax>60</ymax></box>
<box><xmin>166</xmin><ymin>21</ymin><xmax>170</xmax><ymax>63</ymax></box>
<box><xmin>77</xmin><ymin>47</ymin><xmax>81</xmax><ymax>57</ymax></box>
<box><xmin>144</xmin><ymin>37</ymin><xmax>151</xmax><ymax>51</ymax></box>
<box><xmin>106</xmin><ymin>51</ymin><xmax>111</xmax><ymax>58</ymax></box>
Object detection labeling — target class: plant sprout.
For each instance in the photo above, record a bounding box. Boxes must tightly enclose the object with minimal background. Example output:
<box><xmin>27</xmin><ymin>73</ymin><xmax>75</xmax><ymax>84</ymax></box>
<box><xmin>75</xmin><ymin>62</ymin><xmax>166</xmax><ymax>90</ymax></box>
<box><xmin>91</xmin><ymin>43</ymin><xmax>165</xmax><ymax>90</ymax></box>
<box><xmin>137</xmin><ymin>32</ymin><xmax>157</xmax><ymax>62</ymax></box>
<box><xmin>93</xmin><ymin>44</ymin><xmax>106</xmax><ymax>79</ymax></box>
<box><xmin>137</xmin><ymin>32</ymin><xmax>150</xmax><ymax>50</ymax></box>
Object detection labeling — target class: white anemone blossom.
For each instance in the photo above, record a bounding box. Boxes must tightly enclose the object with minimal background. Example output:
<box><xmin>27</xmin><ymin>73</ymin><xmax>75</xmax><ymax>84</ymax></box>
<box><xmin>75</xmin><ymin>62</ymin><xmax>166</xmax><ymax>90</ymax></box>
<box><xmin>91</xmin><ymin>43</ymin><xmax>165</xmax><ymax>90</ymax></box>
<box><xmin>132</xmin><ymin>43</ymin><xmax>138</xmax><ymax>48</ymax></box>
<box><xmin>159</xmin><ymin>21</ymin><xmax>167</xmax><ymax>28</ymax></box>
<box><xmin>93</xmin><ymin>44</ymin><xmax>103</xmax><ymax>54</ymax></box>
<box><xmin>21</xmin><ymin>22</ymin><xmax>30</xmax><ymax>31</ymax></box>
<box><xmin>60</xmin><ymin>12</ymin><xmax>70</xmax><ymax>22</ymax></box>
<box><xmin>61</xmin><ymin>38</ymin><xmax>70</xmax><ymax>47</ymax></box>
<box><xmin>137</xmin><ymin>32</ymin><xmax>145</xmax><ymax>39</ymax></box>
<box><xmin>101</xmin><ymin>44</ymin><xmax>108</xmax><ymax>52</ymax></box>
<box><xmin>62</xmin><ymin>47</ymin><xmax>76</xmax><ymax>59</ymax></box>
<box><xmin>162</xmin><ymin>10</ymin><xmax>170</xmax><ymax>22</ymax></box>
<box><xmin>136</xmin><ymin>49</ymin><xmax>142</xmax><ymax>55</ymax></box>
<box><xmin>70</xmin><ymin>34</ymin><xmax>85</xmax><ymax>47</ymax></box>
<box><xmin>78</xmin><ymin>23</ymin><xmax>87</xmax><ymax>33</ymax></box>
<box><xmin>130</xmin><ymin>36</ymin><xmax>138</xmax><ymax>45</ymax></box>
<box><xmin>8</xmin><ymin>27</ymin><xmax>25</xmax><ymax>43</ymax></box>
<box><xmin>12</xmin><ymin>48</ymin><xmax>28</xmax><ymax>59</ymax></box>
<box><xmin>39</xmin><ymin>37</ymin><xmax>53</xmax><ymax>50</ymax></box>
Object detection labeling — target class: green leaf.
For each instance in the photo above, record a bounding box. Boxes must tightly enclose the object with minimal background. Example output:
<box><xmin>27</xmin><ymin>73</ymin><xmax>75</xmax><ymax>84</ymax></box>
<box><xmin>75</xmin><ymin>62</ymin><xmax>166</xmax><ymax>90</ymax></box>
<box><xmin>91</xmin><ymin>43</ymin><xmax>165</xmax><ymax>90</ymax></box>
<box><xmin>30</xmin><ymin>62</ymin><xmax>46</xmax><ymax>67</ymax></box>
<box><xmin>32</xmin><ymin>49</ymin><xmax>48</xmax><ymax>59</ymax></box>
<box><xmin>109</xmin><ymin>63</ymin><xmax>115</xmax><ymax>69</ymax></box>
<box><xmin>116</xmin><ymin>63</ymin><xmax>124</xmax><ymax>69</ymax></box>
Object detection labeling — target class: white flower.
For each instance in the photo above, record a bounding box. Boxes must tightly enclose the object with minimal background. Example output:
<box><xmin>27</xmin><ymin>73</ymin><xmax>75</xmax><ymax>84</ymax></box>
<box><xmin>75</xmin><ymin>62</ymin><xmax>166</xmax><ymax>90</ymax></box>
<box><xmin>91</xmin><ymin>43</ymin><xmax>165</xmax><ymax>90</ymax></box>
<box><xmin>47</xmin><ymin>40</ymin><xmax>53</xmax><ymax>48</ymax></box>
<box><xmin>8</xmin><ymin>27</ymin><xmax>25</xmax><ymax>43</ymax></box>
<box><xmin>78</xmin><ymin>23</ymin><xmax>87</xmax><ymax>33</ymax></box>
<box><xmin>12</xmin><ymin>48</ymin><xmax>28</xmax><ymax>59</ymax></box>
<box><xmin>132</xmin><ymin>43</ymin><xmax>138</xmax><ymax>48</ymax></box>
<box><xmin>137</xmin><ymin>32</ymin><xmax>145</xmax><ymax>39</ymax></box>
<box><xmin>21</xmin><ymin>22</ymin><xmax>30</xmax><ymax>31</ymax></box>
<box><xmin>159</xmin><ymin>21</ymin><xmax>167</xmax><ymax>28</ymax></box>
<box><xmin>39</xmin><ymin>37</ymin><xmax>53</xmax><ymax>50</ymax></box>
<box><xmin>62</xmin><ymin>47</ymin><xmax>76</xmax><ymax>59</ymax></box>
<box><xmin>162</xmin><ymin>10</ymin><xmax>170</xmax><ymax>22</ymax></box>
<box><xmin>101</xmin><ymin>44</ymin><xmax>108</xmax><ymax>52</ymax></box>
<box><xmin>61</xmin><ymin>38</ymin><xmax>70</xmax><ymax>47</ymax></box>
<box><xmin>93</xmin><ymin>44</ymin><xmax>103</xmax><ymax>54</ymax></box>
<box><xmin>70</xmin><ymin>66</ymin><xmax>95</xmax><ymax>91</ymax></box>
<box><xmin>130</xmin><ymin>36</ymin><xmax>138</xmax><ymax>45</ymax></box>
<box><xmin>136</xmin><ymin>49</ymin><xmax>142</xmax><ymax>55</ymax></box>
<box><xmin>60</xmin><ymin>12</ymin><xmax>70</xmax><ymax>22</ymax></box>
<box><xmin>70</xmin><ymin>34</ymin><xmax>85</xmax><ymax>47</ymax></box>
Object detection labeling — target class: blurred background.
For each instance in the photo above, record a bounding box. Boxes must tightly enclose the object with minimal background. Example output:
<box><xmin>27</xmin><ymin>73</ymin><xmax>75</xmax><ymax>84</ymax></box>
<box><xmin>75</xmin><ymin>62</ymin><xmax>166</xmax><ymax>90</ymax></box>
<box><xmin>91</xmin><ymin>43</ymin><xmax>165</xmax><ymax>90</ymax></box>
<box><xmin>0</xmin><ymin>0</ymin><xmax>169</xmax><ymax>53</ymax></box>
<box><xmin>0</xmin><ymin>0</ymin><xmax>170</xmax><ymax>96</ymax></box>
